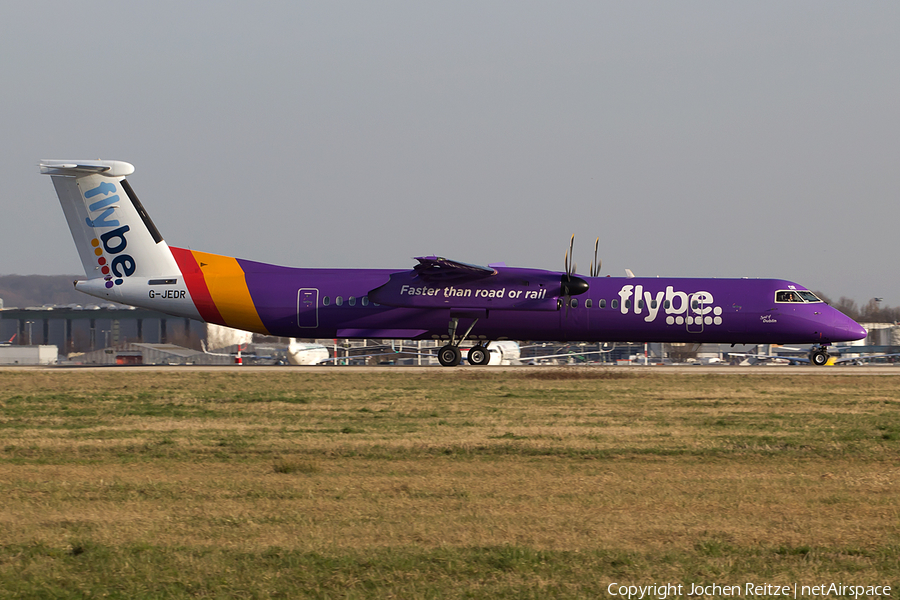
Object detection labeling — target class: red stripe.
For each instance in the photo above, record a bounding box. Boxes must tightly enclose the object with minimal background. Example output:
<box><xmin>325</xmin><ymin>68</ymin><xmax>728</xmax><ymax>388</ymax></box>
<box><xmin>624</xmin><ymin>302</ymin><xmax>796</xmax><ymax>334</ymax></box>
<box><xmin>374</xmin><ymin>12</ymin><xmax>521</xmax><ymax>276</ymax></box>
<box><xmin>170</xmin><ymin>246</ymin><xmax>224</xmax><ymax>324</ymax></box>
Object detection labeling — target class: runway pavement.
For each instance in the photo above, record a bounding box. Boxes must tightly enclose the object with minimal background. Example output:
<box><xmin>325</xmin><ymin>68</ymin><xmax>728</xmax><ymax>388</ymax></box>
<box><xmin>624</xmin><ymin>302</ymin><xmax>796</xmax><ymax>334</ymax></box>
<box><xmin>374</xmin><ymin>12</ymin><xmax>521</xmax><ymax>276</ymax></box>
<box><xmin>4</xmin><ymin>364</ymin><xmax>899</xmax><ymax>375</ymax></box>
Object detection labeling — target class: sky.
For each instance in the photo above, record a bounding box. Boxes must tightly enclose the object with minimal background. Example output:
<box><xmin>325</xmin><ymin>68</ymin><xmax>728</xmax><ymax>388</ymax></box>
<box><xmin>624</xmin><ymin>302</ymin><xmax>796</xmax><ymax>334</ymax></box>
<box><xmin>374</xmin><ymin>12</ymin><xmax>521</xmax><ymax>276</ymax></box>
<box><xmin>2</xmin><ymin>2</ymin><xmax>899</xmax><ymax>306</ymax></box>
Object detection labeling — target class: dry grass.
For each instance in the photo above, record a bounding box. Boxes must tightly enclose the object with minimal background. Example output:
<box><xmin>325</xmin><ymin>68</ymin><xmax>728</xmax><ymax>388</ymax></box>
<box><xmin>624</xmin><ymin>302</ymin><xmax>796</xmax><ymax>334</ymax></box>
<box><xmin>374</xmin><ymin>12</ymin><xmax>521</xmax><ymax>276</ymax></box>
<box><xmin>0</xmin><ymin>369</ymin><xmax>898</xmax><ymax>597</ymax></box>
<box><xmin>2</xmin><ymin>459</ymin><xmax>894</xmax><ymax>555</ymax></box>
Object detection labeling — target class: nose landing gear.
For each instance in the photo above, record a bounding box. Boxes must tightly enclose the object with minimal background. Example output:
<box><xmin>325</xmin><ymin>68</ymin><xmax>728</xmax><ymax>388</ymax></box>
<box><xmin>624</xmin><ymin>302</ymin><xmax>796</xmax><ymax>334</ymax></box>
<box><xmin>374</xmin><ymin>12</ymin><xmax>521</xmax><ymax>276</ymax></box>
<box><xmin>808</xmin><ymin>345</ymin><xmax>830</xmax><ymax>366</ymax></box>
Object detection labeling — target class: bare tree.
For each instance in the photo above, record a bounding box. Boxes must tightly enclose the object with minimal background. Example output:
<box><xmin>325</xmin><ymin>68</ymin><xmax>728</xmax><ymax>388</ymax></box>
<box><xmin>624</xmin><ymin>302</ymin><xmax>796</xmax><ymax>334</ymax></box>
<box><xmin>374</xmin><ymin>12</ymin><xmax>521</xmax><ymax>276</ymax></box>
<box><xmin>833</xmin><ymin>297</ymin><xmax>860</xmax><ymax>320</ymax></box>
<box><xmin>859</xmin><ymin>299</ymin><xmax>900</xmax><ymax>323</ymax></box>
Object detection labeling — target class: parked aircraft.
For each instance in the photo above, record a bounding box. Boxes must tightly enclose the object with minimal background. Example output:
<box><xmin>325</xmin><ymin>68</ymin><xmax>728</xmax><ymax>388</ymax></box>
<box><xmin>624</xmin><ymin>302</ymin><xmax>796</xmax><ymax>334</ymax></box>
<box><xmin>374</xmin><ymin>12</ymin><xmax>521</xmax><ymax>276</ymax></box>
<box><xmin>287</xmin><ymin>340</ymin><xmax>331</xmax><ymax>366</ymax></box>
<box><xmin>0</xmin><ymin>334</ymin><xmax>16</xmax><ymax>346</ymax></box>
<box><xmin>459</xmin><ymin>340</ymin><xmax>521</xmax><ymax>365</ymax></box>
<box><xmin>40</xmin><ymin>160</ymin><xmax>867</xmax><ymax>366</ymax></box>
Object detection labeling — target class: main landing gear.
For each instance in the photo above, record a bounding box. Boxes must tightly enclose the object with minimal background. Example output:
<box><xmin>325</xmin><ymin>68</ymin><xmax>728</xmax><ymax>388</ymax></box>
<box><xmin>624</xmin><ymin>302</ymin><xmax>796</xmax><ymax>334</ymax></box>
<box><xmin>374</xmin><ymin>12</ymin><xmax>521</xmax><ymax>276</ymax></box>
<box><xmin>438</xmin><ymin>345</ymin><xmax>462</xmax><ymax>367</ymax></box>
<box><xmin>808</xmin><ymin>345</ymin><xmax>830</xmax><ymax>366</ymax></box>
<box><xmin>437</xmin><ymin>317</ymin><xmax>491</xmax><ymax>367</ymax></box>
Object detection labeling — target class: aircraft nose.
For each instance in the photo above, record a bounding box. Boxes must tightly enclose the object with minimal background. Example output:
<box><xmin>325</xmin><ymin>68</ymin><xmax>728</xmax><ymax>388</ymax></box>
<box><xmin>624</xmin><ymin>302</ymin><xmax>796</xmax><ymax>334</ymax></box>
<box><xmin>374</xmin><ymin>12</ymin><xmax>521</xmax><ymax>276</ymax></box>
<box><xmin>833</xmin><ymin>312</ymin><xmax>868</xmax><ymax>342</ymax></box>
<box><xmin>848</xmin><ymin>320</ymin><xmax>868</xmax><ymax>341</ymax></box>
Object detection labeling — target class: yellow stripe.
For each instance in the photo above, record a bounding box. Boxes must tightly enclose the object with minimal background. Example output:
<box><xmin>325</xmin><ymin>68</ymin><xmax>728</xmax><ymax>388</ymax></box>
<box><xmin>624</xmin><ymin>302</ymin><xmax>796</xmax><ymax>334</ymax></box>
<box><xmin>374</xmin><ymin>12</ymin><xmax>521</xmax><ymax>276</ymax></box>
<box><xmin>191</xmin><ymin>250</ymin><xmax>269</xmax><ymax>335</ymax></box>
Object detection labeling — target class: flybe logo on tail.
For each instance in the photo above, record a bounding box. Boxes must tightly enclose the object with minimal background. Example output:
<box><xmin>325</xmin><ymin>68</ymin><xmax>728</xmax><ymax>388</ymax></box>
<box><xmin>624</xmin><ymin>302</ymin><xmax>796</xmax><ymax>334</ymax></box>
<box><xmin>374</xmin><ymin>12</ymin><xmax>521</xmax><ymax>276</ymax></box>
<box><xmin>84</xmin><ymin>181</ymin><xmax>120</xmax><ymax>227</ymax></box>
<box><xmin>83</xmin><ymin>181</ymin><xmax>136</xmax><ymax>288</ymax></box>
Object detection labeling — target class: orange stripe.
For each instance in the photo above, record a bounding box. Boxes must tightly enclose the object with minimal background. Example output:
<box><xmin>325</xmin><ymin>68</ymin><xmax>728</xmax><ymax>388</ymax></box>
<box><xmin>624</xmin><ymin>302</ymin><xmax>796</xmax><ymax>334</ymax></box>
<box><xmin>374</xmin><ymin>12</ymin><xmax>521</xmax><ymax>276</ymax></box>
<box><xmin>185</xmin><ymin>250</ymin><xmax>269</xmax><ymax>335</ymax></box>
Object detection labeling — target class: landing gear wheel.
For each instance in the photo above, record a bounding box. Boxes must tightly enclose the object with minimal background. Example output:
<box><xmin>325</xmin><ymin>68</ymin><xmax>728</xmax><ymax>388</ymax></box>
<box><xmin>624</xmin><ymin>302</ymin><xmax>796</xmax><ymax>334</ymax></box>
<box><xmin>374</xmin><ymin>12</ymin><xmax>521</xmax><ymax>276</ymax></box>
<box><xmin>810</xmin><ymin>350</ymin><xmax>829</xmax><ymax>366</ymax></box>
<box><xmin>467</xmin><ymin>345</ymin><xmax>490</xmax><ymax>366</ymax></box>
<box><xmin>438</xmin><ymin>345</ymin><xmax>462</xmax><ymax>367</ymax></box>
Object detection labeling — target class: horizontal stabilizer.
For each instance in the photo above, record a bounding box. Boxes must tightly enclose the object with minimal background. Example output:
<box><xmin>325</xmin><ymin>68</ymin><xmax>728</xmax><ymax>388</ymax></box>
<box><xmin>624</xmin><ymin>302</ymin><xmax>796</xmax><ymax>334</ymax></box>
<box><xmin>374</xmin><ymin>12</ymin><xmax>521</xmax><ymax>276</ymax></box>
<box><xmin>39</xmin><ymin>160</ymin><xmax>135</xmax><ymax>177</ymax></box>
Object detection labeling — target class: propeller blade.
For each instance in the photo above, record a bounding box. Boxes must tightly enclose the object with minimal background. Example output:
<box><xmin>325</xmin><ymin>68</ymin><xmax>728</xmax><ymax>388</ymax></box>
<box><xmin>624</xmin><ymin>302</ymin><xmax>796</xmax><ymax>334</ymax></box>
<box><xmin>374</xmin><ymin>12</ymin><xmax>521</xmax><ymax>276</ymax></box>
<box><xmin>592</xmin><ymin>237</ymin><xmax>600</xmax><ymax>277</ymax></box>
<box><xmin>568</xmin><ymin>235</ymin><xmax>575</xmax><ymax>276</ymax></box>
<box><xmin>560</xmin><ymin>234</ymin><xmax>590</xmax><ymax>319</ymax></box>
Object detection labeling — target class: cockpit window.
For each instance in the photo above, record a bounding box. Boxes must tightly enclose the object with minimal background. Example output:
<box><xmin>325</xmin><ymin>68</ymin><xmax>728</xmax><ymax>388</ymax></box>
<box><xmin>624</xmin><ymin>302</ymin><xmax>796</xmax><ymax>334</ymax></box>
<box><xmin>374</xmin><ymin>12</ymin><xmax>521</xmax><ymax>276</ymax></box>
<box><xmin>775</xmin><ymin>290</ymin><xmax>822</xmax><ymax>303</ymax></box>
<box><xmin>776</xmin><ymin>291</ymin><xmax>803</xmax><ymax>302</ymax></box>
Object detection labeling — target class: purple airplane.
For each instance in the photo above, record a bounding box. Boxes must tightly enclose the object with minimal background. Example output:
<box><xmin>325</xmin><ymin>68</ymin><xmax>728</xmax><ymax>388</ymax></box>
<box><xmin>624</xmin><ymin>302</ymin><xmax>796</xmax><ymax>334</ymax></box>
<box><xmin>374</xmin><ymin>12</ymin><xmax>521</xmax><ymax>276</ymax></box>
<box><xmin>40</xmin><ymin>159</ymin><xmax>867</xmax><ymax>367</ymax></box>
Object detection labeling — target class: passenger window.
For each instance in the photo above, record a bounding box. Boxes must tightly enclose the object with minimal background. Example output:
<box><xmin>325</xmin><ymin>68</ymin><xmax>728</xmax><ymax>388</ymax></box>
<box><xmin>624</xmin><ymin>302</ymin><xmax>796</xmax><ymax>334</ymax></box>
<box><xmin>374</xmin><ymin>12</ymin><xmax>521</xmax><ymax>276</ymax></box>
<box><xmin>570</xmin><ymin>298</ymin><xmax>578</xmax><ymax>308</ymax></box>
<box><xmin>664</xmin><ymin>300</ymin><xmax>670</xmax><ymax>309</ymax></box>
<box><xmin>612</xmin><ymin>299</ymin><xmax>619</xmax><ymax>309</ymax></box>
<box><xmin>625</xmin><ymin>299</ymin><xmax>631</xmax><ymax>309</ymax></box>
<box><xmin>349</xmin><ymin>296</ymin><xmax>356</xmax><ymax>306</ymax></box>
<box><xmin>323</xmin><ymin>296</ymin><xmax>330</xmax><ymax>306</ymax></box>
<box><xmin>336</xmin><ymin>296</ymin><xmax>343</xmax><ymax>306</ymax></box>
<box><xmin>599</xmin><ymin>299</ymin><xmax>606</xmax><ymax>309</ymax></box>
<box><xmin>362</xmin><ymin>296</ymin><xmax>369</xmax><ymax>306</ymax></box>
<box><xmin>585</xmin><ymin>299</ymin><xmax>592</xmax><ymax>308</ymax></box>
<box><xmin>651</xmin><ymin>299</ymin><xmax>658</xmax><ymax>309</ymax></box>
<box><xmin>638</xmin><ymin>299</ymin><xmax>644</xmax><ymax>309</ymax></box>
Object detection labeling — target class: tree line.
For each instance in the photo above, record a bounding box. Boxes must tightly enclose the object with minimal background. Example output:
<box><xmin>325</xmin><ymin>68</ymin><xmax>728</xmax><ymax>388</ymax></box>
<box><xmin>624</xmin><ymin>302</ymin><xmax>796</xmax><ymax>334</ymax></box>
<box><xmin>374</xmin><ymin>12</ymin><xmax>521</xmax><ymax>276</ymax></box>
<box><xmin>815</xmin><ymin>292</ymin><xmax>900</xmax><ymax>323</ymax></box>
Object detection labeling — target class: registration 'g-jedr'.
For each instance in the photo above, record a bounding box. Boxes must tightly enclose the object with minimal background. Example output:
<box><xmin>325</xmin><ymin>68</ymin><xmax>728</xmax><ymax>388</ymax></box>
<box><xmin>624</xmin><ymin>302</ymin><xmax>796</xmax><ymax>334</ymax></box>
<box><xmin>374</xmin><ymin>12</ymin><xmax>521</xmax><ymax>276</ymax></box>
<box><xmin>40</xmin><ymin>160</ymin><xmax>867</xmax><ymax>366</ymax></box>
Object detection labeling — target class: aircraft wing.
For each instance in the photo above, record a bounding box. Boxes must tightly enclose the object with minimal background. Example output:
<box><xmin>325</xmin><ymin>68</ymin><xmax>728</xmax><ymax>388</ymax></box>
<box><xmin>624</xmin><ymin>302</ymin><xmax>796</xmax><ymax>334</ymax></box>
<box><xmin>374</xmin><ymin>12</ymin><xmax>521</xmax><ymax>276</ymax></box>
<box><xmin>412</xmin><ymin>256</ymin><xmax>496</xmax><ymax>282</ymax></box>
<box><xmin>727</xmin><ymin>351</ymin><xmax>900</xmax><ymax>366</ymax></box>
<box><xmin>726</xmin><ymin>353</ymin><xmax>807</xmax><ymax>365</ymax></box>
<box><xmin>369</xmin><ymin>257</ymin><xmax>562</xmax><ymax>310</ymax></box>
<box><xmin>520</xmin><ymin>349</ymin><xmax>617</xmax><ymax>364</ymax></box>
<box><xmin>834</xmin><ymin>352</ymin><xmax>900</xmax><ymax>364</ymax></box>
<box><xmin>320</xmin><ymin>349</ymin><xmax>437</xmax><ymax>363</ymax></box>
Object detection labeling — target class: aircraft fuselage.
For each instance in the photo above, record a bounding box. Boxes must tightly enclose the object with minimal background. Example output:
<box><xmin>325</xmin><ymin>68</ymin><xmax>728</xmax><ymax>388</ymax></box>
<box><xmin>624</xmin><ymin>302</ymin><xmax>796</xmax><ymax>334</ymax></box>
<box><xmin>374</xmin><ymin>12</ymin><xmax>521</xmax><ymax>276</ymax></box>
<box><xmin>75</xmin><ymin>253</ymin><xmax>866</xmax><ymax>347</ymax></box>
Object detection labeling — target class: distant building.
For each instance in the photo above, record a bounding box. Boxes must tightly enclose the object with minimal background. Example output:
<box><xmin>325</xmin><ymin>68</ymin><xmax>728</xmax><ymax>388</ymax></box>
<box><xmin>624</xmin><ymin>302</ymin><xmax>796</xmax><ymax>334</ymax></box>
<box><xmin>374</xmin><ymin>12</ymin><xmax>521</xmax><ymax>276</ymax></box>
<box><xmin>854</xmin><ymin>323</ymin><xmax>900</xmax><ymax>347</ymax></box>
<box><xmin>75</xmin><ymin>343</ymin><xmax>234</xmax><ymax>366</ymax></box>
<box><xmin>0</xmin><ymin>305</ymin><xmax>204</xmax><ymax>353</ymax></box>
<box><xmin>0</xmin><ymin>345</ymin><xmax>58</xmax><ymax>365</ymax></box>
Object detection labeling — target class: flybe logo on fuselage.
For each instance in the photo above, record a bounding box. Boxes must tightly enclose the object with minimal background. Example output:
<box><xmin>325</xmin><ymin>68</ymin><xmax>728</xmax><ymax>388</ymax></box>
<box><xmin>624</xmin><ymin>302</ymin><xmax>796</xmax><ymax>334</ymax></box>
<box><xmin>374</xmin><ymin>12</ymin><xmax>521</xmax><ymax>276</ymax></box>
<box><xmin>83</xmin><ymin>181</ymin><xmax>136</xmax><ymax>289</ymax></box>
<box><xmin>618</xmin><ymin>284</ymin><xmax>724</xmax><ymax>326</ymax></box>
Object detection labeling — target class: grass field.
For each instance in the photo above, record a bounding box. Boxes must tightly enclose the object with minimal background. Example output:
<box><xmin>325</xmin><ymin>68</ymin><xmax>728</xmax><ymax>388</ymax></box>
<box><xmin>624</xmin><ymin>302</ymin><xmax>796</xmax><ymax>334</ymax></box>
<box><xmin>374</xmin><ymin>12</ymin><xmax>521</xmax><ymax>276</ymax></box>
<box><xmin>0</xmin><ymin>368</ymin><xmax>898</xmax><ymax>598</ymax></box>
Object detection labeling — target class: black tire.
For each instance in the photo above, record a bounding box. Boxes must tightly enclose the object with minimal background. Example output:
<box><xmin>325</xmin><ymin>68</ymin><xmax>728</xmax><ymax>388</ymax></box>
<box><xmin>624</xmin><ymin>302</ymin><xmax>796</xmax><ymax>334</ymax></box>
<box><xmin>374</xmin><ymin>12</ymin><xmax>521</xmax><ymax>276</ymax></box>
<box><xmin>810</xmin><ymin>350</ymin><xmax>829</xmax><ymax>366</ymax></box>
<box><xmin>467</xmin><ymin>345</ymin><xmax>490</xmax><ymax>366</ymax></box>
<box><xmin>438</xmin><ymin>345</ymin><xmax>462</xmax><ymax>367</ymax></box>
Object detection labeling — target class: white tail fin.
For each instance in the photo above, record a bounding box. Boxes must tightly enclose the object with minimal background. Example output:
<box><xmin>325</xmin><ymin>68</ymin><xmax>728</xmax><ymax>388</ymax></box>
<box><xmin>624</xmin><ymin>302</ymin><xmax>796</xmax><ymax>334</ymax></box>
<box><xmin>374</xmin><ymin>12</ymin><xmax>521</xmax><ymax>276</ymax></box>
<box><xmin>40</xmin><ymin>160</ymin><xmax>180</xmax><ymax>288</ymax></box>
